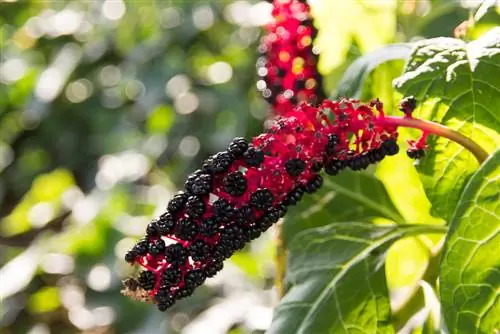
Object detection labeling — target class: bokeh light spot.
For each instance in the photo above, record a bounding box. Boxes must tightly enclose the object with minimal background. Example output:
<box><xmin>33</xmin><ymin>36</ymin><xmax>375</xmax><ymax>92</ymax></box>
<box><xmin>174</xmin><ymin>92</ymin><xmax>199</xmax><ymax>115</ymax></box>
<box><xmin>0</xmin><ymin>58</ymin><xmax>27</xmax><ymax>83</ymax></box>
<box><xmin>41</xmin><ymin>253</ymin><xmax>75</xmax><ymax>275</ymax></box>
<box><xmin>87</xmin><ymin>264</ymin><xmax>111</xmax><ymax>292</ymax></box>
<box><xmin>99</xmin><ymin>65</ymin><xmax>121</xmax><ymax>87</ymax></box>
<box><xmin>165</xmin><ymin>74</ymin><xmax>191</xmax><ymax>98</ymax></box>
<box><xmin>208</xmin><ymin>61</ymin><xmax>233</xmax><ymax>84</ymax></box>
<box><xmin>92</xmin><ymin>306</ymin><xmax>116</xmax><ymax>327</ymax></box>
<box><xmin>179</xmin><ymin>136</ymin><xmax>200</xmax><ymax>158</ymax></box>
<box><xmin>160</xmin><ymin>7</ymin><xmax>181</xmax><ymax>29</ymax></box>
<box><xmin>65</xmin><ymin>79</ymin><xmax>93</xmax><ymax>103</ymax></box>
<box><xmin>102</xmin><ymin>0</ymin><xmax>126</xmax><ymax>21</ymax></box>
<box><xmin>193</xmin><ymin>5</ymin><xmax>214</xmax><ymax>30</ymax></box>
<box><xmin>28</xmin><ymin>202</ymin><xmax>54</xmax><ymax>228</ymax></box>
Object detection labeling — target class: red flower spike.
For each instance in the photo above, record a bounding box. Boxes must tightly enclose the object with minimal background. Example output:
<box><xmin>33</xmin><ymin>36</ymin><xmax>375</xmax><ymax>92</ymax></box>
<box><xmin>257</xmin><ymin>0</ymin><xmax>325</xmax><ymax>115</ymax></box>
<box><xmin>123</xmin><ymin>98</ymin><xmax>400</xmax><ymax>311</ymax></box>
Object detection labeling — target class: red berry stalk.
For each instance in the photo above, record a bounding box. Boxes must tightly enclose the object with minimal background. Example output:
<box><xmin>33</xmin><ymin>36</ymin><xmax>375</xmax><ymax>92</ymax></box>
<box><xmin>122</xmin><ymin>98</ymin><xmax>400</xmax><ymax>311</ymax></box>
<box><xmin>257</xmin><ymin>0</ymin><xmax>325</xmax><ymax>115</ymax></box>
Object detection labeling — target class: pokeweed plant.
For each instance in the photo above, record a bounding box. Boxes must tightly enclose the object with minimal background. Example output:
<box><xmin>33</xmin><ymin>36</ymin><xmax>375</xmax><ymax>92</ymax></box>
<box><xmin>123</xmin><ymin>1</ymin><xmax>500</xmax><ymax>333</ymax></box>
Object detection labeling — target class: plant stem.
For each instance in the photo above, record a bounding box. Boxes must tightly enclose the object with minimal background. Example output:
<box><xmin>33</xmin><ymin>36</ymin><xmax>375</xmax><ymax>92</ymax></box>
<box><xmin>274</xmin><ymin>221</ymin><xmax>287</xmax><ymax>298</ymax></box>
<box><xmin>378</xmin><ymin>116</ymin><xmax>489</xmax><ymax>163</ymax></box>
<box><xmin>392</xmin><ymin>237</ymin><xmax>445</xmax><ymax>330</ymax></box>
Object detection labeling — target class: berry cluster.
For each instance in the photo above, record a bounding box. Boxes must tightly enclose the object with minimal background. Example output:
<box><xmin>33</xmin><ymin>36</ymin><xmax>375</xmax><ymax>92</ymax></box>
<box><xmin>257</xmin><ymin>0</ymin><xmax>324</xmax><ymax>115</ymax></box>
<box><xmin>123</xmin><ymin>98</ymin><xmax>400</xmax><ymax>311</ymax></box>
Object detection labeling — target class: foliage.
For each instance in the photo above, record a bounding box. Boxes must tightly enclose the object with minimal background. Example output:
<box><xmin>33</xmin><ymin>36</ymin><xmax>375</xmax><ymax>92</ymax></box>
<box><xmin>271</xmin><ymin>3</ymin><xmax>500</xmax><ymax>334</ymax></box>
<box><xmin>0</xmin><ymin>0</ymin><xmax>499</xmax><ymax>334</ymax></box>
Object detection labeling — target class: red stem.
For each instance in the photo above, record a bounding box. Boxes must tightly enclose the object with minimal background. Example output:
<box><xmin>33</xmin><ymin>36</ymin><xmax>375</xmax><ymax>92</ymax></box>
<box><xmin>376</xmin><ymin>116</ymin><xmax>489</xmax><ymax>164</ymax></box>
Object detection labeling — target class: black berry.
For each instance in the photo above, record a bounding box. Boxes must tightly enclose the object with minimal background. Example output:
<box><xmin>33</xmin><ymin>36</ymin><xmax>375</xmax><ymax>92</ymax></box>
<box><xmin>285</xmin><ymin>158</ymin><xmax>306</xmax><ymax>177</ymax></box>
<box><xmin>382</xmin><ymin>138</ymin><xmax>399</xmax><ymax>156</ymax></box>
<box><xmin>167</xmin><ymin>192</ymin><xmax>188</xmax><ymax>214</ymax></box>
<box><xmin>250</xmin><ymin>189</ymin><xmax>274</xmax><ymax>209</ymax></box>
<box><xmin>185</xmin><ymin>196</ymin><xmax>205</xmax><ymax>218</ymax></box>
<box><xmin>223</xmin><ymin>171</ymin><xmax>248</xmax><ymax>197</ymax></box>
<box><xmin>305</xmin><ymin>175</ymin><xmax>323</xmax><ymax>193</ymax></box>
<box><xmin>243</xmin><ymin>146</ymin><xmax>265</xmax><ymax>167</ymax></box>
<box><xmin>228</xmin><ymin>137</ymin><xmax>249</xmax><ymax>157</ymax></box>
<box><xmin>138</xmin><ymin>270</ymin><xmax>156</xmax><ymax>290</ymax></box>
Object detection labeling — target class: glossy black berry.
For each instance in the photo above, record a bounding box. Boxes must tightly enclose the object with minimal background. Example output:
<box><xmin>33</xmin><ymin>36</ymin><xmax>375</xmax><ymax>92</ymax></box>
<box><xmin>165</xmin><ymin>244</ymin><xmax>188</xmax><ymax>266</ymax></box>
<box><xmin>212</xmin><ymin>198</ymin><xmax>234</xmax><ymax>222</ymax></box>
<box><xmin>149</xmin><ymin>239</ymin><xmax>166</xmax><ymax>256</ymax></box>
<box><xmin>188</xmin><ymin>240</ymin><xmax>211</xmax><ymax>261</ymax></box>
<box><xmin>407</xmin><ymin>148</ymin><xmax>425</xmax><ymax>159</ymax></box>
<box><xmin>175</xmin><ymin>286</ymin><xmax>194</xmax><ymax>300</ymax></box>
<box><xmin>311</xmin><ymin>160</ymin><xmax>324</xmax><ymax>172</ymax></box>
<box><xmin>199</xmin><ymin>217</ymin><xmax>219</xmax><ymax>236</ymax></box>
<box><xmin>285</xmin><ymin>158</ymin><xmax>306</xmax><ymax>177</ymax></box>
<box><xmin>204</xmin><ymin>151</ymin><xmax>234</xmax><ymax>174</ymax></box>
<box><xmin>146</xmin><ymin>221</ymin><xmax>159</xmax><ymax>237</ymax></box>
<box><xmin>138</xmin><ymin>270</ymin><xmax>156</xmax><ymax>290</ymax></box>
<box><xmin>133</xmin><ymin>238</ymin><xmax>149</xmax><ymax>256</ymax></box>
<box><xmin>349</xmin><ymin>154</ymin><xmax>369</xmax><ymax>171</ymax></box>
<box><xmin>324</xmin><ymin>160</ymin><xmax>341</xmax><ymax>175</ymax></box>
<box><xmin>157</xmin><ymin>213</ymin><xmax>176</xmax><ymax>235</ymax></box>
<box><xmin>161</xmin><ymin>267</ymin><xmax>182</xmax><ymax>287</ymax></box>
<box><xmin>185</xmin><ymin>173</ymin><xmax>213</xmax><ymax>196</ymax></box>
<box><xmin>326</xmin><ymin>134</ymin><xmax>339</xmax><ymax>155</ymax></box>
<box><xmin>223</xmin><ymin>171</ymin><xmax>248</xmax><ymax>197</ymax></box>
<box><xmin>184</xmin><ymin>269</ymin><xmax>206</xmax><ymax>288</ymax></box>
<box><xmin>283</xmin><ymin>185</ymin><xmax>304</xmax><ymax>206</ymax></box>
<box><xmin>175</xmin><ymin>218</ymin><xmax>198</xmax><ymax>241</ymax></box>
<box><xmin>399</xmin><ymin>96</ymin><xmax>417</xmax><ymax>116</ymax></box>
<box><xmin>259</xmin><ymin>208</ymin><xmax>280</xmax><ymax>231</ymax></box>
<box><xmin>276</xmin><ymin>203</ymin><xmax>287</xmax><ymax>217</ymax></box>
<box><xmin>305</xmin><ymin>175</ymin><xmax>323</xmax><ymax>193</ymax></box>
<box><xmin>250</xmin><ymin>189</ymin><xmax>274</xmax><ymax>209</ymax></box>
<box><xmin>382</xmin><ymin>138</ymin><xmax>399</xmax><ymax>156</ymax></box>
<box><xmin>369</xmin><ymin>148</ymin><xmax>385</xmax><ymax>163</ymax></box>
<box><xmin>204</xmin><ymin>260</ymin><xmax>224</xmax><ymax>278</ymax></box>
<box><xmin>228</xmin><ymin>137</ymin><xmax>249</xmax><ymax>157</ymax></box>
<box><xmin>213</xmin><ymin>242</ymin><xmax>235</xmax><ymax>260</ymax></box>
<box><xmin>155</xmin><ymin>288</ymin><xmax>175</xmax><ymax>311</ymax></box>
<box><xmin>234</xmin><ymin>205</ymin><xmax>254</xmax><ymax>225</ymax></box>
<box><xmin>125</xmin><ymin>250</ymin><xmax>137</xmax><ymax>263</ymax></box>
<box><xmin>185</xmin><ymin>196</ymin><xmax>205</xmax><ymax>218</ymax></box>
<box><xmin>243</xmin><ymin>146</ymin><xmax>265</xmax><ymax>167</ymax></box>
<box><xmin>167</xmin><ymin>192</ymin><xmax>188</xmax><ymax>214</ymax></box>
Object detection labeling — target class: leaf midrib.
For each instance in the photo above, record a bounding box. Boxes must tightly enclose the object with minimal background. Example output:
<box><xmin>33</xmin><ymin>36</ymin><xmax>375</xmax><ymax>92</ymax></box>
<box><xmin>293</xmin><ymin>224</ymin><xmax>447</xmax><ymax>334</ymax></box>
<box><xmin>324</xmin><ymin>178</ymin><xmax>405</xmax><ymax>224</ymax></box>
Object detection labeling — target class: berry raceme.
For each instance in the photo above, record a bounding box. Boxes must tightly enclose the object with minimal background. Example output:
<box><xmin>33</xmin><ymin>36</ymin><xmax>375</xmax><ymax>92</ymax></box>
<box><xmin>257</xmin><ymin>0</ymin><xmax>325</xmax><ymax>115</ymax></box>
<box><xmin>123</xmin><ymin>98</ymin><xmax>401</xmax><ymax>311</ymax></box>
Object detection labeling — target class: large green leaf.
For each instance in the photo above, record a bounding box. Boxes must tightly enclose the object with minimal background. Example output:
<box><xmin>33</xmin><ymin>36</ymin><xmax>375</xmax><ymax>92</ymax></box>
<box><xmin>439</xmin><ymin>149</ymin><xmax>500</xmax><ymax>333</ymax></box>
<box><xmin>333</xmin><ymin>44</ymin><xmax>412</xmax><ymax>99</ymax></box>
<box><xmin>311</xmin><ymin>0</ymin><xmax>397</xmax><ymax>74</ymax></box>
<box><xmin>269</xmin><ymin>222</ymin><xmax>447</xmax><ymax>334</ymax></box>
<box><xmin>283</xmin><ymin>170</ymin><xmax>406</xmax><ymax>245</ymax></box>
<box><xmin>393</xmin><ymin>28</ymin><xmax>500</xmax><ymax>220</ymax></box>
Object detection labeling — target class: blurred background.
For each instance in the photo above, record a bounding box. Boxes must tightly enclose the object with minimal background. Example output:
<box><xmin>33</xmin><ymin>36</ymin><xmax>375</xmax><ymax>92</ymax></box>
<box><xmin>0</xmin><ymin>0</ymin><xmax>498</xmax><ymax>333</ymax></box>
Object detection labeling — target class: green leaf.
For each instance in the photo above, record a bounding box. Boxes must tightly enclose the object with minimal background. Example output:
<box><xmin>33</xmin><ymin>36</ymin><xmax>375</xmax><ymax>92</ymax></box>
<box><xmin>283</xmin><ymin>170</ymin><xmax>406</xmax><ymax>245</ymax></box>
<box><xmin>311</xmin><ymin>0</ymin><xmax>397</xmax><ymax>74</ymax></box>
<box><xmin>269</xmin><ymin>222</ymin><xmax>447</xmax><ymax>334</ymax></box>
<box><xmin>393</xmin><ymin>27</ymin><xmax>500</xmax><ymax>220</ymax></box>
<box><xmin>333</xmin><ymin>44</ymin><xmax>412</xmax><ymax>99</ymax></box>
<box><xmin>439</xmin><ymin>149</ymin><xmax>500</xmax><ymax>333</ymax></box>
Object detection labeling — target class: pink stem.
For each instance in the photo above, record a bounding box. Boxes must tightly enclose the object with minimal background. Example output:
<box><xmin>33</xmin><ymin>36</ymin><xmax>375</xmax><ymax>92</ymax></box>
<box><xmin>376</xmin><ymin>116</ymin><xmax>489</xmax><ymax>163</ymax></box>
